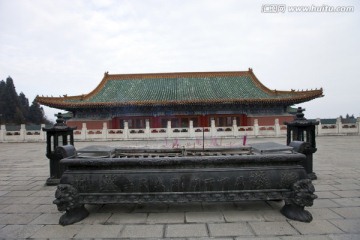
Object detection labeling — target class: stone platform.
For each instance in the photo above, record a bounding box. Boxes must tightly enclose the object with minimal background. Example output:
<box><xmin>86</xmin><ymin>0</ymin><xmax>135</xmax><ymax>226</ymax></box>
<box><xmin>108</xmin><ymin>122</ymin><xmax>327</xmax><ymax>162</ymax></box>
<box><xmin>0</xmin><ymin>136</ymin><xmax>359</xmax><ymax>239</ymax></box>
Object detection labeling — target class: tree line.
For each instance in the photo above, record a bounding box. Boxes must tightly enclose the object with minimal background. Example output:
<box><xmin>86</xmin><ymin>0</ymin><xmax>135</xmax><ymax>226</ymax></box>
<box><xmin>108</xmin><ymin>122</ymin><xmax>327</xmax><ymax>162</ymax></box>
<box><xmin>0</xmin><ymin>76</ymin><xmax>51</xmax><ymax>125</ymax></box>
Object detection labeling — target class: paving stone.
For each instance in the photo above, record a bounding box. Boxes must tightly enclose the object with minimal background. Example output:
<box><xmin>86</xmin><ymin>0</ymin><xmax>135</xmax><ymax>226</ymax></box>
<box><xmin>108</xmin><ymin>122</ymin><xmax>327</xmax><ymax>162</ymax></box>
<box><xmin>315</xmin><ymin>184</ymin><xmax>339</xmax><ymax>191</ymax></box>
<box><xmin>331</xmin><ymin>207</ymin><xmax>360</xmax><ymax>219</ymax></box>
<box><xmin>307</xmin><ymin>208</ymin><xmax>343</xmax><ymax>219</ymax></box>
<box><xmin>120</xmin><ymin>224</ymin><xmax>164</xmax><ymax>238</ymax></box>
<box><xmin>289</xmin><ymin>220</ymin><xmax>343</xmax><ymax>234</ymax></box>
<box><xmin>333</xmin><ymin>184</ymin><xmax>360</xmax><ymax>191</ymax></box>
<box><xmin>328</xmin><ymin>233</ymin><xmax>360</xmax><ymax>240</ymax></box>
<box><xmin>31</xmin><ymin>204</ymin><xmax>59</xmax><ymax>213</ymax></box>
<box><xmin>222</xmin><ymin>210</ymin><xmax>265</xmax><ymax>222</ymax></box>
<box><xmin>0</xmin><ymin>213</ymin><xmax>41</xmax><ymax>224</ymax></box>
<box><xmin>29</xmin><ymin>213</ymin><xmax>63</xmax><ymax>224</ymax></box>
<box><xmin>235</xmin><ymin>237</ymin><xmax>279</xmax><ymax>240</ymax></box>
<box><xmin>6</xmin><ymin>184</ymin><xmax>39</xmax><ymax>191</ymax></box>
<box><xmin>281</xmin><ymin>235</ymin><xmax>330</xmax><ymax>240</ymax></box>
<box><xmin>30</xmin><ymin>224</ymin><xmax>84</xmax><ymax>238</ymax></box>
<box><xmin>106</xmin><ymin>213</ymin><xmax>147</xmax><ymax>224</ymax></box>
<box><xmin>0</xmin><ymin>186</ymin><xmax>10</xmax><ymax>191</ymax></box>
<box><xmin>208</xmin><ymin>222</ymin><xmax>253</xmax><ymax>237</ymax></box>
<box><xmin>316</xmin><ymin>191</ymin><xmax>342</xmax><ymax>199</ymax></box>
<box><xmin>1</xmin><ymin>204</ymin><xmax>39</xmax><ymax>213</ymax></box>
<box><xmin>165</xmin><ymin>224</ymin><xmax>208</xmax><ymax>238</ymax></box>
<box><xmin>249</xmin><ymin>221</ymin><xmax>299</xmax><ymax>236</ymax></box>
<box><xmin>261</xmin><ymin>210</ymin><xmax>288</xmax><ymax>221</ymax></box>
<box><xmin>8</xmin><ymin>181</ymin><xmax>36</xmax><ymax>186</ymax></box>
<box><xmin>0</xmin><ymin>204</ymin><xmax>9</xmax><ymax>211</ymax></box>
<box><xmin>29</xmin><ymin>190</ymin><xmax>55</xmax><ymax>197</ymax></box>
<box><xmin>74</xmin><ymin>212</ymin><xmax>111</xmax><ymax>224</ymax></box>
<box><xmin>316</xmin><ymin>179</ymin><xmax>339</xmax><ymax>185</ymax></box>
<box><xmin>317</xmin><ymin>174</ymin><xmax>337</xmax><ymax>180</ymax></box>
<box><xmin>147</xmin><ymin>212</ymin><xmax>185</xmax><ymax>223</ymax></box>
<box><xmin>186</xmin><ymin>211</ymin><xmax>224</xmax><ymax>223</ymax></box>
<box><xmin>330</xmin><ymin>219</ymin><xmax>360</xmax><ymax>233</ymax></box>
<box><xmin>335</xmin><ymin>179</ymin><xmax>360</xmax><ymax>184</ymax></box>
<box><xmin>190</xmin><ymin>238</ymin><xmax>233</xmax><ymax>240</ymax></box>
<box><xmin>0</xmin><ymin>191</ymin><xmax>9</xmax><ymax>196</ymax></box>
<box><xmin>30</xmin><ymin>196</ymin><xmax>55</xmax><ymax>205</ymax></box>
<box><xmin>317</xmin><ymin>170</ymin><xmax>336</xmax><ymax>175</ymax></box>
<box><xmin>0</xmin><ymin>196</ymin><xmax>38</xmax><ymax>204</ymax></box>
<box><xmin>312</xmin><ymin>199</ymin><xmax>340</xmax><ymax>208</ymax></box>
<box><xmin>332</xmin><ymin>198</ymin><xmax>360</xmax><ymax>207</ymax></box>
<box><xmin>333</xmin><ymin>190</ymin><xmax>360</xmax><ymax>198</ymax></box>
<box><xmin>0</xmin><ymin>224</ymin><xmax>44</xmax><ymax>239</ymax></box>
<box><xmin>75</xmin><ymin>224</ymin><xmax>123</xmax><ymax>238</ymax></box>
<box><xmin>1</xmin><ymin>137</ymin><xmax>360</xmax><ymax>239</ymax></box>
<box><xmin>337</xmin><ymin>174</ymin><xmax>360</xmax><ymax>179</ymax></box>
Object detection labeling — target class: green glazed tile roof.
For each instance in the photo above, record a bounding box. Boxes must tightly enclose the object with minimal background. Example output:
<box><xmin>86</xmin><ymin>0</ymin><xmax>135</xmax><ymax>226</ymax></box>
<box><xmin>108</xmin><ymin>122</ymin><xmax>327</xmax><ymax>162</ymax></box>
<box><xmin>36</xmin><ymin>70</ymin><xmax>323</xmax><ymax>109</ymax></box>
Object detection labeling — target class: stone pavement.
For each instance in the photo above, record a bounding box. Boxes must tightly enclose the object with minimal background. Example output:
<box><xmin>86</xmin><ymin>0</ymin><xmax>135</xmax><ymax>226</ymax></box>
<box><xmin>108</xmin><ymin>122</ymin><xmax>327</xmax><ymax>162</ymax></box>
<box><xmin>0</xmin><ymin>136</ymin><xmax>359</xmax><ymax>239</ymax></box>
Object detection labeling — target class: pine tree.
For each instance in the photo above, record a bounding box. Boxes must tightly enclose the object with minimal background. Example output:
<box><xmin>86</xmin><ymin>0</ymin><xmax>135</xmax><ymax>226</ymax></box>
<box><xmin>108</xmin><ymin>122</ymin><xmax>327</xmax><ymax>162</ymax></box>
<box><xmin>0</xmin><ymin>76</ymin><xmax>51</xmax><ymax>124</ymax></box>
<box><xmin>18</xmin><ymin>92</ymin><xmax>30</xmax><ymax>122</ymax></box>
<box><xmin>0</xmin><ymin>80</ymin><xmax>5</xmax><ymax>124</ymax></box>
<box><xmin>4</xmin><ymin>77</ymin><xmax>25</xmax><ymax>123</ymax></box>
<box><xmin>29</xmin><ymin>99</ymin><xmax>46</xmax><ymax>124</ymax></box>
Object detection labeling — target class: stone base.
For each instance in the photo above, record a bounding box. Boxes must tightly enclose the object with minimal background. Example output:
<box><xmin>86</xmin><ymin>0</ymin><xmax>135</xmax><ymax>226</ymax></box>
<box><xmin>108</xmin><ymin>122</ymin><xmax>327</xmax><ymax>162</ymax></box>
<box><xmin>308</xmin><ymin>172</ymin><xmax>317</xmax><ymax>180</ymax></box>
<box><xmin>59</xmin><ymin>206</ymin><xmax>89</xmax><ymax>226</ymax></box>
<box><xmin>46</xmin><ymin>177</ymin><xmax>60</xmax><ymax>186</ymax></box>
<box><xmin>280</xmin><ymin>204</ymin><xmax>313</xmax><ymax>222</ymax></box>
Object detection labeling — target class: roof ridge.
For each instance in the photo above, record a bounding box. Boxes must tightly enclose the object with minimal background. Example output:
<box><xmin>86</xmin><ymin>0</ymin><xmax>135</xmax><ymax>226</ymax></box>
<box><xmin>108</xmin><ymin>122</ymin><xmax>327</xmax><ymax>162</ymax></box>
<box><xmin>85</xmin><ymin>70</ymin><xmax>253</xmax><ymax>100</ymax></box>
<box><xmin>35</xmin><ymin>69</ymin><xmax>324</xmax><ymax>109</ymax></box>
<box><xmin>105</xmin><ymin>70</ymin><xmax>250</xmax><ymax>80</ymax></box>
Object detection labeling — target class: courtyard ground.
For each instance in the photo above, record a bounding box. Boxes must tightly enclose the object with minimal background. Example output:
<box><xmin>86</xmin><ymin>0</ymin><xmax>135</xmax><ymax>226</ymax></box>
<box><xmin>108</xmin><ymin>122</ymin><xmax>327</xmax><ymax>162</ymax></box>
<box><xmin>0</xmin><ymin>136</ymin><xmax>359</xmax><ymax>239</ymax></box>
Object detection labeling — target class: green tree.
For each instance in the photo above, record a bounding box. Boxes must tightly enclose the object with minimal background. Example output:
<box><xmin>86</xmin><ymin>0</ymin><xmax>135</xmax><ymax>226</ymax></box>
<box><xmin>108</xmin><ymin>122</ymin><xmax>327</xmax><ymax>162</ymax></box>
<box><xmin>29</xmin><ymin>99</ymin><xmax>46</xmax><ymax>124</ymax></box>
<box><xmin>0</xmin><ymin>76</ymin><xmax>51</xmax><ymax>124</ymax></box>
<box><xmin>3</xmin><ymin>77</ymin><xmax>25</xmax><ymax>123</ymax></box>
<box><xmin>0</xmin><ymin>80</ymin><xmax>5</xmax><ymax>124</ymax></box>
<box><xmin>18</xmin><ymin>92</ymin><xmax>30</xmax><ymax>122</ymax></box>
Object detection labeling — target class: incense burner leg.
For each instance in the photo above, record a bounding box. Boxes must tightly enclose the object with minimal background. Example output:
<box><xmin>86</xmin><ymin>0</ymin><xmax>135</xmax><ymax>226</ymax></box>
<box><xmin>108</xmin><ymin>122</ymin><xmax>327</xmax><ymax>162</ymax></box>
<box><xmin>53</xmin><ymin>184</ymin><xmax>89</xmax><ymax>226</ymax></box>
<box><xmin>280</xmin><ymin>179</ymin><xmax>317</xmax><ymax>222</ymax></box>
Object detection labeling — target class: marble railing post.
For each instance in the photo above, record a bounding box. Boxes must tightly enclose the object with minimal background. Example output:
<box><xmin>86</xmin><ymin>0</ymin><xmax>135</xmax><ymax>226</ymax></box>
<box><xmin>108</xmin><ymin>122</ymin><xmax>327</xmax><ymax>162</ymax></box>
<box><xmin>124</xmin><ymin>121</ymin><xmax>129</xmax><ymax>139</ymax></box>
<box><xmin>232</xmin><ymin>118</ymin><xmax>237</xmax><ymax>137</ymax></box>
<box><xmin>81</xmin><ymin>123</ymin><xmax>87</xmax><ymax>140</ymax></box>
<box><xmin>336</xmin><ymin>117</ymin><xmax>342</xmax><ymax>134</ymax></box>
<box><xmin>145</xmin><ymin>119</ymin><xmax>150</xmax><ymax>138</ymax></box>
<box><xmin>40</xmin><ymin>124</ymin><xmax>46</xmax><ymax>141</ymax></box>
<box><xmin>0</xmin><ymin>125</ymin><xmax>5</xmax><ymax>142</ymax></box>
<box><xmin>102</xmin><ymin>122</ymin><xmax>108</xmax><ymax>139</ymax></box>
<box><xmin>189</xmin><ymin>120</ymin><xmax>195</xmax><ymax>138</ymax></box>
<box><xmin>275</xmin><ymin>118</ymin><xmax>280</xmax><ymax>137</ymax></box>
<box><xmin>316</xmin><ymin>118</ymin><xmax>322</xmax><ymax>136</ymax></box>
<box><xmin>254</xmin><ymin>119</ymin><xmax>259</xmax><ymax>136</ymax></box>
<box><xmin>210</xmin><ymin>119</ymin><xmax>216</xmax><ymax>136</ymax></box>
<box><xmin>20</xmin><ymin>124</ymin><xmax>26</xmax><ymax>141</ymax></box>
<box><xmin>167</xmin><ymin>120</ymin><xmax>172</xmax><ymax>138</ymax></box>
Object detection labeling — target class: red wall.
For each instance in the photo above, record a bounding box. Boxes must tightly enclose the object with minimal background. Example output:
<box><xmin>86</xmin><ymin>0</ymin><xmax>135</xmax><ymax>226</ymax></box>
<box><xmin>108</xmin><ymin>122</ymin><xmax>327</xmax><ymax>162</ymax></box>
<box><xmin>66</xmin><ymin>120</ymin><xmax>112</xmax><ymax>130</ymax></box>
<box><xmin>67</xmin><ymin>115</ymin><xmax>295</xmax><ymax>129</ymax></box>
<box><xmin>247</xmin><ymin>115</ymin><xmax>294</xmax><ymax>126</ymax></box>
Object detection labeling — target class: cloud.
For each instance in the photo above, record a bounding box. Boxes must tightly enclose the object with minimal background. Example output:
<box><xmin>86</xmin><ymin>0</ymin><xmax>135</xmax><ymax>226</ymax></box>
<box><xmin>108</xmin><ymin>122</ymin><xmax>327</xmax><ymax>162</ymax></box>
<box><xmin>1</xmin><ymin>0</ymin><xmax>359</xmax><ymax>120</ymax></box>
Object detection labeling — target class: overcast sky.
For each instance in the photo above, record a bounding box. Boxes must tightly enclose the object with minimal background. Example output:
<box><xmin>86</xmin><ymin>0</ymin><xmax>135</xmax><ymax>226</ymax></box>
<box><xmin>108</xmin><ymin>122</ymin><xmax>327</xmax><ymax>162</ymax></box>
<box><xmin>1</xmin><ymin>0</ymin><xmax>359</xmax><ymax>121</ymax></box>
